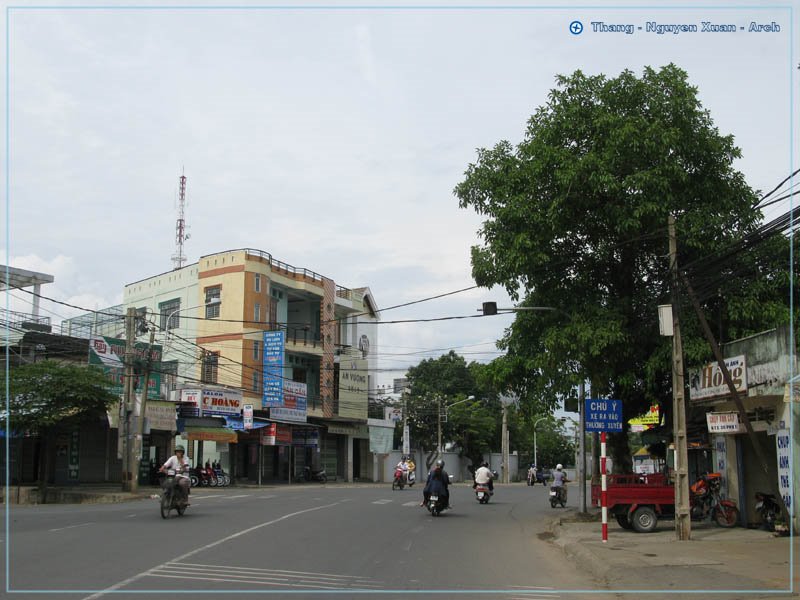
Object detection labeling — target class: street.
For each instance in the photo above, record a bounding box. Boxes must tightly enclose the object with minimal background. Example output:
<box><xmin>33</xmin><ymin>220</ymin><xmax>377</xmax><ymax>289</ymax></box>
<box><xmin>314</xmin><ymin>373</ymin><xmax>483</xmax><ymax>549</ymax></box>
<box><xmin>5</xmin><ymin>483</ymin><xmax>602</xmax><ymax>599</ymax></box>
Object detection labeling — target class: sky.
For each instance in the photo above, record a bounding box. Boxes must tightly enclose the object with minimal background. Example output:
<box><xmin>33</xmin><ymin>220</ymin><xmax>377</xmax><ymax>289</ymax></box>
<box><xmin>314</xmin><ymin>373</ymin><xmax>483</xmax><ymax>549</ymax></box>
<box><xmin>2</xmin><ymin>0</ymin><xmax>798</xmax><ymax>390</ymax></box>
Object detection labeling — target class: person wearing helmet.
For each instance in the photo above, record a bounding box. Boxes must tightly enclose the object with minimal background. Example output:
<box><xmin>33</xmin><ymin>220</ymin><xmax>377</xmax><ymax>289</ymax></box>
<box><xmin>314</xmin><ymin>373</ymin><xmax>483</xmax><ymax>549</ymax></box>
<box><xmin>473</xmin><ymin>461</ymin><xmax>494</xmax><ymax>495</ymax></box>
<box><xmin>160</xmin><ymin>444</ymin><xmax>191</xmax><ymax>505</ymax></box>
<box><xmin>420</xmin><ymin>458</ymin><xmax>450</xmax><ymax>508</ymax></box>
<box><xmin>395</xmin><ymin>456</ymin><xmax>410</xmax><ymax>484</ymax></box>
<box><xmin>551</xmin><ymin>463</ymin><xmax>568</xmax><ymax>503</ymax></box>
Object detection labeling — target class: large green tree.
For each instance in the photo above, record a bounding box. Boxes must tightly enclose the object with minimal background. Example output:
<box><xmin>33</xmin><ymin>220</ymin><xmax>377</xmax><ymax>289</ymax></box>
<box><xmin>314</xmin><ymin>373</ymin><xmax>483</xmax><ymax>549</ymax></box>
<box><xmin>6</xmin><ymin>360</ymin><xmax>117</xmax><ymax>502</ymax></box>
<box><xmin>455</xmin><ymin>65</ymin><xmax>792</xmax><ymax>470</ymax></box>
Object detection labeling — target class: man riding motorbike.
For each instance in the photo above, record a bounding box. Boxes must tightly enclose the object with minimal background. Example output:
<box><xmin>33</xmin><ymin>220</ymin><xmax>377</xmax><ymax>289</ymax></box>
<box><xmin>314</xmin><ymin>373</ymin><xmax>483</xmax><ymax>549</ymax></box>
<box><xmin>160</xmin><ymin>445</ymin><xmax>191</xmax><ymax>505</ymax></box>
<box><xmin>421</xmin><ymin>459</ymin><xmax>450</xmax><ymax>508</ymax></box>
<box><xmin>473</xmin><ymin>461</ymin><xmax>494</xmax><ymax>495</ymax></box>
<box><xmin>551</xmin><ymin>463</ymin><xmax>568</xmax><ymax>503</ymax></box>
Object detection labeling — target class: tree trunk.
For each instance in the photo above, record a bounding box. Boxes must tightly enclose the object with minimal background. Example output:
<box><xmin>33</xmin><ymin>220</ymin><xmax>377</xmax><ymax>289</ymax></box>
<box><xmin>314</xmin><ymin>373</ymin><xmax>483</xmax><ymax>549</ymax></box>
<box><xmin>609</xmin><ymin>431</ymin><xmax>633</xmax><ymax>474</ymax></box>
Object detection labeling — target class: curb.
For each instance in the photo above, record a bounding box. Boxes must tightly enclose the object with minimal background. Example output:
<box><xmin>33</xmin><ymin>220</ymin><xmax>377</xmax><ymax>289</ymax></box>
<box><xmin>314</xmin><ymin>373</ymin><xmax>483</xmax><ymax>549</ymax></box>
<box><xmin>547</xmin><ymin>513</ymin><xmax>613</xmax><ymax>584</ymax></box>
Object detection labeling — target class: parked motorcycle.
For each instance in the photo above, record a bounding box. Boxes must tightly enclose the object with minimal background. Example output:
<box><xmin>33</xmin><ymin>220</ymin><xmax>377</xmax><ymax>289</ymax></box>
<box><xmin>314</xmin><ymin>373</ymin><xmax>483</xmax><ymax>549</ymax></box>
<box><xmin>549</xmin><ymin>485</ymin><xmax>567</xmax><ymax>508</ymax></box>
<box><xmin>425</xmin><ymin>494</ymin><xmax>449</xmax><ymax>517</ymax></box>
<box><xmin>392</xmin><ymin>467</ymin><xmax>406</xmax><ymax>491</ymax></box>
<box><xmin>212</xmin><ymin>462</ymin><xmax>231</xmax><ymax>486</ymax></box>
<box><xmin>755</xmin><ymin>491</ymin><xmax>780</xmax><ymax>531</ymax></box>
<box><xmin>159</xmin><ymin>469</ymin><xmax>189</xmax><ymax>519</ymax></box>
<box><xmin>689</xmin><ymin>473</ymin><xmax>739</xmax><ymax>527</ymax></box>
<box><xmin>303</xmin><ymin>465</ymin><xmax>328</xmax><ymax>483</ymax></box>
<box><xmin>475</xmin><ymin>483</ymin><xmax>491</xmax><ymax>504</ymax></box>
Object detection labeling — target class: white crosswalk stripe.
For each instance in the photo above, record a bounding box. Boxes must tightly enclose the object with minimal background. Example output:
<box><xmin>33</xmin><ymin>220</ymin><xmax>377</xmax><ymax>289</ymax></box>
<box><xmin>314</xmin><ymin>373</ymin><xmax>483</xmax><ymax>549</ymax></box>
<box><xmin>372</xmin><ymin>499</ymin><xmax>393</xmax><ymax>505</ymax></box>
<box><xmin>146</xmin><ymin>562</ymin><xmax>384</xmax><ymax>589</ymax></box>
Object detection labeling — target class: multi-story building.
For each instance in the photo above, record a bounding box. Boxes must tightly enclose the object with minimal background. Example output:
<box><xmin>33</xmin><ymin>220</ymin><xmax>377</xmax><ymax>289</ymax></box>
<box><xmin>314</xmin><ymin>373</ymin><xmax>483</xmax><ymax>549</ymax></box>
<box><xmin>123</xmin><ymin>248</ymin><xmax>380</xmax><ymax>483</ymax></box>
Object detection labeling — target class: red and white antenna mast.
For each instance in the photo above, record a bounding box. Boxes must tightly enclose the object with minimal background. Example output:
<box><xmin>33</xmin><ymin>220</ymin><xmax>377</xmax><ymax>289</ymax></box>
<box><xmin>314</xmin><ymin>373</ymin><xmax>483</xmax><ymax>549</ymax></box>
<box><xmin>172</xmin><ymin>171</ymin><xmax>188</xmax><ymax>270</ymax></box>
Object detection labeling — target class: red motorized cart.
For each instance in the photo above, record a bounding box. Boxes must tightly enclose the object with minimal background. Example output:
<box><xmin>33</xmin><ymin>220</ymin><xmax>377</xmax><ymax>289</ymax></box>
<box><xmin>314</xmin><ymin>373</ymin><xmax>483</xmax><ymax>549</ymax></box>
<box><xmin>591</xmin><ymin>473</ymin><xmax>674</xmax><ymax>533</ymax></box>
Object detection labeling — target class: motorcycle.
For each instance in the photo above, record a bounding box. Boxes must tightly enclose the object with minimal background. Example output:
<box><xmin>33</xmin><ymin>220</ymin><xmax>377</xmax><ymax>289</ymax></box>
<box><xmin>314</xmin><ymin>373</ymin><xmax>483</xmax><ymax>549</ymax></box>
<box><xmin>212</xmin><ymin>463</ymin><xmax>231</xmax><ymax>486</ymax></box>
<box><xmin>755</xmin><ymin>491</ymin><xmax>780</xmax><ymax>531</ymax></box>
<box><xmin>549</xmin><ymin>485</ymin><xmax>567</xmax><ymax>508</ymax></box>
<box><xmin>407</xmin><ymin>470</ymin><xmax>416</xmax><ymax>487</ymax></box>
<box><xmin>303</xmin><ymin>465</ymin><xmax>328</xmax><ymax>483</ymax></box>
<box><xmin>475</xmin><ymin>483</ymin><xmax>491</xmax><ymax>504</ymax></box>
<box><xmin>159</xmin><ymin>469</ymin><xmax>189</xmax><ymax>519</ymax></box>
<box><xmin>689</xmin><ymin>473</ymin><xmax>739</xmax><ymax>527</ymax></box>
<box><xmin>392</xmin><ymin>467</ymin><xmax>406</xmax><ymax>491</ymax></box>
<box><xmin>527</xmin><ymin>469</ymin><xmax>536</xmax><ymax>486</ymax></box>
<box><xmin>425</xmin><ymin>494</ymin><xmax>449</xmax><ymax>517</ymax></box>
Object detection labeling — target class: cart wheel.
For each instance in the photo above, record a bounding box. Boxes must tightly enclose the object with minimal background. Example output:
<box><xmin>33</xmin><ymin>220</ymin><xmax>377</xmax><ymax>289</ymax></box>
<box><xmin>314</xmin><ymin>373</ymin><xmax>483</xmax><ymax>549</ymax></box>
<box><xmin>631</xmin><ymin>506</ymin><xmax>658</xmax><ymax>533</ymax></box>
<box><xmin>615</xmin><ymin>513</ymin><xmax>634</xmax><ymax>530</ymax></box>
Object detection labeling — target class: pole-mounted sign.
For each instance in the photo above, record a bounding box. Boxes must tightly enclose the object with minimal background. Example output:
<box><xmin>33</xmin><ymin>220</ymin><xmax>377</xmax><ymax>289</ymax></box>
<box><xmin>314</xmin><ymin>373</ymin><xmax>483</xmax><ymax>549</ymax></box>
<box><xmin>584</xmin><ymin>398</ymin><xmax>623</xmax><ymax>543</ymax></box>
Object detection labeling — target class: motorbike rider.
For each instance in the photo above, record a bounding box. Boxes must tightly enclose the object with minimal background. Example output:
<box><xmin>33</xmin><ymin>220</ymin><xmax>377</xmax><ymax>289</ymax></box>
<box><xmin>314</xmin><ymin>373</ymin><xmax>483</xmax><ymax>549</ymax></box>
<box><xmin>160</xmin><ymin>445</ymin><xmax>191</xmax><ymax>505</ymax></box>
<box><xmin>551</xmin><ymin>463</ymin><xmax>568</xmax><ymax>502</ymax></box>
<box><xmin>420</xmin><ymin>459</ymin><xmax>450</xmax><ymax>508</ymax></box>
<box><xmin>396</xmin><ymin>456</ymin><xmax>410</xmax><ymax>483</ymax></box>
<box><xmin>527</xmin><ymin>463</ymin><xmax>537</xmax><ymax>484</ymax></box>
<box><xmin>406</xmin><ymin>456</ymin><xmax>416</xmax><ymax>484</ymax></box>
<box><xmin>473</xmin><ymin>461</ymin><xmax>494</xmax><ymax>495</ymax></box>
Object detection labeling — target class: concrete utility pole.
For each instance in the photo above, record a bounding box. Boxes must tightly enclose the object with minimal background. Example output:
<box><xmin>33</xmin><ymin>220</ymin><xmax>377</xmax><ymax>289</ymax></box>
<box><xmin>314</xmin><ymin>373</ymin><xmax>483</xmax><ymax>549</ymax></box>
<box><xmin>437</xmin><ymin>396</ymin><xmax>442</xmax><ymax>455</ymax></box>
<box><xmin>668</xmin><ymin>214</ymin><xmax>692</xmax><ymax>540</ymax></box>
<box><xmin>579</xmin><ymin>380</ymin><xmax>587</xmax><ymax>513</ymax></box>
<box><xmin>501</xmin><ymin>405</ymin><xmax>509</xmax><ymax>483</ymax></box>
<box><xmin>130</xmin><ymin>326</ymin><xmax>156</xmax><ymax>493</ymax></box>
<box><xmin>122</xmin><ymin>307</ymin><xmax>136</xmax><ymax>491</ymax></box>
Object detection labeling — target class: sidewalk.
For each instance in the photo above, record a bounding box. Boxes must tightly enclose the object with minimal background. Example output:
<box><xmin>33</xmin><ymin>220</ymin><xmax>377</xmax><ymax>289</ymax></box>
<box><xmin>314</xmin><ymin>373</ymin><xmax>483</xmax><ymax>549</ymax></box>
<box><xmin>549</xmin><ymin>508</ymin><xmax>796</xmax><ymax>591</ymax></box>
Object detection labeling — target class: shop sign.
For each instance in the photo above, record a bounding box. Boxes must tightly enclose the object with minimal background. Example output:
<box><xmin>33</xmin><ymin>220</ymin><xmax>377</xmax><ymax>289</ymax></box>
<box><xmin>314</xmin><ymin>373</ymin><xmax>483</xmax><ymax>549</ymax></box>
<box><xmin>262</xmin><ymin>330</ymin><xmax>285</xmax><ymax>408</ymax></box>
<box><xmin>200</xmin><ymin>388</ymin><xmax>243</xmax><ymax>417</ymax></box>
<box><xmin>327</xmin><ymin>424</ymin><xmax>357</xmax><ymax>436</ymax></box>
<box><xmin>270</xmin><ymin>407</ymin><xmax>307</xmax><ymax>423</ymax></box>
<box><xmin>689</xmin><ymin>355</ymin><xmax>747</xmax><ymax>401</ymax></box>
<box><xmin>145</xmin><ymin>400</ymin><xmax>177</xmax><ymax>432</ymax></box>
<box><xmin>243</xmin><ymin>404</ymin><xmax>253</xmax><ymax>430</ymax></box>
<box><xmin>284</xmin><ymin>381</ymin><xmax>307</xmax><ymax>412</ymax></box>
<box><xmin>68</xmin><ymin>430</ymin><xmax>80</xmax><ymax>480</ymax></box>
<box><xmin>712</xmin><ymin>435</ymin><xmax>728</xmax><ymax>498</ymax></box>
<box><xmin>776</xmin><ymin>429</ymin><xmax>792</xmax><ymax>512</ymax></box>
<box><xmin>706</xmin><ymin>412</ymin><xmax>741</xmax><ymax>433</ymax></box>
<box><xmin>292</xmin><ymin>427</ymin><xmax>319</xmax><ymax>447</ymax></box>
<box><xmin>628</xmin><ymin>405</ymin><xmax>660</xmax><ymax>432</ymax></box>
<box><xmin>180</xmin><ymin>388</ymin><xmax>201</xmax><ymax>407</ymax></box>
<box><xmin>385</xmin><ymin>406</ymin><xmax>403</xmax><ymax>422</ymax></box>
<box><xmin>260</xmin><ymin>423</ymin><xmax>291</xmax><ymax>446</ymax></box>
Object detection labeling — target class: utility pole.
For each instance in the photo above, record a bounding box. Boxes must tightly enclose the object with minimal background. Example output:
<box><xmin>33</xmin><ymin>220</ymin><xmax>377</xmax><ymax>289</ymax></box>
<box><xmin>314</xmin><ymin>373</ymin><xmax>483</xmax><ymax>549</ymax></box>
<box><xmin>130</xmin><ymin>326</ymin><xmax>156</xmax><ymax>493</ymax></box>
<box><xmin>122</xmin><ymin>307</ymin><xmax>136</xmax><ymax>492</ymax></box>
<box><xmin>579</xmin><ymin>379</ymin><xmax>587</xmax><ymax>513</ymax></box>
<box><xmin>668</xmin><ymin>214</ymin><xmax>692</xmax><ymax>540</ymax></box>
<box><xmin>437</xmin><ymin>396</ymin><xmax>442</xmax><ymax>455</ymax></box>
<box><xmin>501</xmin><ymin>404</ymin><xmax>509</xmax><ymax>483</ymax></box>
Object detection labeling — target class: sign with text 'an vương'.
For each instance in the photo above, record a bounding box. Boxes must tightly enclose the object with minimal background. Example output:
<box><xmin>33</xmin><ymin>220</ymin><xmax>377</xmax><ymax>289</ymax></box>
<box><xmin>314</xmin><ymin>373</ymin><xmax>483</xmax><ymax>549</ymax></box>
<box><xmin>584</xmin><ymin>399</ymin><xmax>624</xmax><ymax>432</ymax></box>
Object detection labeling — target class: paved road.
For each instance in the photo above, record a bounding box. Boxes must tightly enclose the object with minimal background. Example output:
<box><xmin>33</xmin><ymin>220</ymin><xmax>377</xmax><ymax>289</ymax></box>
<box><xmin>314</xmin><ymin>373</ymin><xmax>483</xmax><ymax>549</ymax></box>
<box><xmin>4</xmin><ymin>483</ymin><xmax>605</xmax><ymax>599</ymax></box>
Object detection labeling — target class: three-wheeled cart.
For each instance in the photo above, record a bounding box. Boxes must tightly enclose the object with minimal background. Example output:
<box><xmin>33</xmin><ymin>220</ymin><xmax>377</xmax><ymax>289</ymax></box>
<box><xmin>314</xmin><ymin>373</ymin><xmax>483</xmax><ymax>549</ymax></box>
<box><xmin>591</xmin><ymin>473</ymin><xmax>675</xmax><ymax>533</ymax></box>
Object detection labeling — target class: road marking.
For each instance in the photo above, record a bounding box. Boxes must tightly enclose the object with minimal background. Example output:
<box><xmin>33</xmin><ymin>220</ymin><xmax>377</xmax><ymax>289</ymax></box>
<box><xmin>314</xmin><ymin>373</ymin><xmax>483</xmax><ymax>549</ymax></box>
<box><xmin>402</xmin><ymin>501</ymin><xmax>419</xmax><ymax>506</ymax></box>
<box><xmin>372</xmin><ymin>499</ymin><xmax>392</xmax><ymax>505</ymax></box>
<box><xmin>49</xmin><ymin>522</ymin><xmax>94</xmax><ymax>532</ymax></box>
<box><xmin>80</xmin><ymin>500</ymin><xmax>344</xmax><ymax>600</ymax></box>
<box><xmin>224</xmin><ymin>494</ymin><xmax>252</xmax><ymax>499</ymax></box>
<box><xmin>125</xmin><ymin>514</ymin><xmax>137</xmax><ymax>518</ymax></box>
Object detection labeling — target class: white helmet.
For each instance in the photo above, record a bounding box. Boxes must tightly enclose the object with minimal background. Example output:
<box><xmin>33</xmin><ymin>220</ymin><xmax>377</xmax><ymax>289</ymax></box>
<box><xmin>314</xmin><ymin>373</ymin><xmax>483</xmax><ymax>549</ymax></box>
<box><xmin>556</xmin><ymin>464</ymin><xmax>563</xmax><ymax>470</ymax></box>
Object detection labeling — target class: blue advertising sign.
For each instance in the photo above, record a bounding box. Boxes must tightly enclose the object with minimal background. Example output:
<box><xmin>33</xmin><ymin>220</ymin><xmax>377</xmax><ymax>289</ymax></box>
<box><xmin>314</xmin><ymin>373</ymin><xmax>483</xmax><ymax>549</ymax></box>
<box><xmin>584</xmin><ymin>399</ymin><xmax>624</xmax><ymax>432</ymax></box>
<box><xmin>263</xmin><ymin>330</ymin><xmax>285</xmax><ymax>408</ymax></box>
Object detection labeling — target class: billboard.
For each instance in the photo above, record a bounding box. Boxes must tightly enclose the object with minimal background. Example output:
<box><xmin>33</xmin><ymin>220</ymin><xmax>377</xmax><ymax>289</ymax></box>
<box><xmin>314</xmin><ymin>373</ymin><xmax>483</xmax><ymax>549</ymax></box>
<box><xmin>89</xmin><ymin>335</ymin><xmax>162</xmax><ymax>399</ymax></box>
<box><xmin>689</xmin><ymin>355</ymin><xmax>747</xmax><ymax>401</ymax></box>
<box><xmin>263</xmin><ymin>331</ymin><xmax>285</xmax><ymax>408</ymax></box>
<box><xmin>179</xmin><ymin>387</ymin><xmax>243</xmax><ymax>417</ymax></box>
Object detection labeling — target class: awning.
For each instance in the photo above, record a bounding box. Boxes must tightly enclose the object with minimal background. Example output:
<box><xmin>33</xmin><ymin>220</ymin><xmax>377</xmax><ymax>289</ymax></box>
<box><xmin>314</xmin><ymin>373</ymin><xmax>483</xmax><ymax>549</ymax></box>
<box><xmin>183</xmin><ymin>427</ymin><xmax>238</xmax><ymax>443</ymax></box>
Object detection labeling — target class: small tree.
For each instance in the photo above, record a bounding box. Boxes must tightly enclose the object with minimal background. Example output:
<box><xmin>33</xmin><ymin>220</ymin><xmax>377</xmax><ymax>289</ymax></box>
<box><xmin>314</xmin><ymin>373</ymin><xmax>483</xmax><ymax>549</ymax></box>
<box><xmin>6</xmin><ymin>360</ymin><xmax>117</xmax><ymax>502</ymax></box>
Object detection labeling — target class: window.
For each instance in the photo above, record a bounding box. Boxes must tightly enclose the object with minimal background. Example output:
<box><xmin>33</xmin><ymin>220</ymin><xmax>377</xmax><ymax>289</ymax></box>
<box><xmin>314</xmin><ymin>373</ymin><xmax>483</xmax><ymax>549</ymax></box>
<box><xmin>159</xmin><ymin>299</ymin><xmax>181</xmax><ymax>331</ymax></box>
<box><xmin>161</xmin><ymin>360</ymin><xmax>178</xmax><ymax>392</ymax></box>
<box><xmin>252</xmin><ymin>371</ymin><xmax>260</xmax><ymax>392</ymax></box>
<box><xmin>269</xmin><ymin>299</ymin><xmax>277</xmax><ymax>327</ymax></box>
<box><xmin>254</xmin><ymin>273</ymin><xmax>261</xmax><ymax>293</ymax></box>
<box><xmin>205</xmin><ymin>286</ymin><xmax>221</xmax><ymax>318</ymax></box>
<box><xmin>254</xmin><ymin>303</ymin><xmax>261</xmax><ymax>324</ymax></box>
<box><xmin>202</xmin><ymin>351</ymin><xmax>219</xmax><ymax>384</ymax></box>
<box><xmin>253</xmin><ymin>340</ymin><xmax>260</xmax><ymax>361</ymax></box>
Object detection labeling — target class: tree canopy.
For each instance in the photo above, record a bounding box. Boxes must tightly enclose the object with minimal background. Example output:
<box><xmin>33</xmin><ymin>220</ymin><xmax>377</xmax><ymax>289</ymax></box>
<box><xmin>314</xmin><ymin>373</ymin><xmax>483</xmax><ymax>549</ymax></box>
<box><xmin>454</xmin><ymin>64</ymin><xmax>792</xmax><ymax>469</ymax></box>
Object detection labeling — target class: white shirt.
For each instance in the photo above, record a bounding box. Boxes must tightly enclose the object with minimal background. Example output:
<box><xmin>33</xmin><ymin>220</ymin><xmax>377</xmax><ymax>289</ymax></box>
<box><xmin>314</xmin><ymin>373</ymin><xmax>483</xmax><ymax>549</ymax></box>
<box><xmin>397</xmin><ymin>461</ymin><xmax>408</xmax><ymax>472</ymax></box>
<box><xmin>162</xmin><ymin>455</ymin><xmax>190</xmax><ymax>478</ymax></box>
<box><xmin>475</xmin><ymin>466</ymin><xmax>493</xmax><ymax>484</ymax></box>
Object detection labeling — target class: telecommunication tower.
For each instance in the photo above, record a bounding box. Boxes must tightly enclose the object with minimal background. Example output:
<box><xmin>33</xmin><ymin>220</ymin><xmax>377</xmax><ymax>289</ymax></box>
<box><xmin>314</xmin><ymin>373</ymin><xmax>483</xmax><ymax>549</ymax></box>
<box><xmin>172</xmin><ymin>172</ymin><xmax>189</xmax><ymax>270</ymax></box>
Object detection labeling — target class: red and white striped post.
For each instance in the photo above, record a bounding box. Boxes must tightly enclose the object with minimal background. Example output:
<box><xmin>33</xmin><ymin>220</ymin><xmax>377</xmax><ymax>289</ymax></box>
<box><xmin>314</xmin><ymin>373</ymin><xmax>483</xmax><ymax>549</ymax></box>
<box><xmin>601</xmin><ymin>431</ymin><xmax>608</xmax><ymax>543</ymax></box>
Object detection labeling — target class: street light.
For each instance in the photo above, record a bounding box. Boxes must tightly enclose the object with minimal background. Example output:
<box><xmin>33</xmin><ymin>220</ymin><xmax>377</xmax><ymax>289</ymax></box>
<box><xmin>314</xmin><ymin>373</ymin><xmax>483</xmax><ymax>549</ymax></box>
<box><xmin>437</xmin><ymin>395</ymin><xmax>475</xmax><ymax>455</ymax></box>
